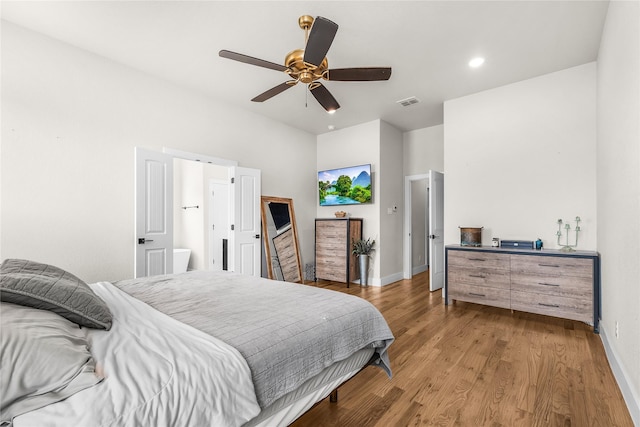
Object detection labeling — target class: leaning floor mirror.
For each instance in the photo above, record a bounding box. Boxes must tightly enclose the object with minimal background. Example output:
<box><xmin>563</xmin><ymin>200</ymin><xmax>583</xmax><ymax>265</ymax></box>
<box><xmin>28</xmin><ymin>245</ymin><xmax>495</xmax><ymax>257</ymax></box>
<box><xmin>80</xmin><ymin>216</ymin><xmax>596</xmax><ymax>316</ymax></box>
<box><xmin>260</xmin><ymin>196</ymin><xmax>304</xmax><ymax>283</ymax></box>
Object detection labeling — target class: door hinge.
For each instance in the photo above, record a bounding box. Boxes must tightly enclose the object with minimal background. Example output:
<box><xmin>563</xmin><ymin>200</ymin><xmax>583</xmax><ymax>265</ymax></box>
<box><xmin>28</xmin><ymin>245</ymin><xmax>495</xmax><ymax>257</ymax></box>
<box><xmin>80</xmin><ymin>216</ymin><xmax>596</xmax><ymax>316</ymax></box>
<box><xmin>231</xmin><ymin>224</ymin><xmax>235</xmax><ymax>231</ymax></box>
<box><xmin>231</xmin><ymin>177</ymin><xmax>235</xmax><ymax>184</ymax></box>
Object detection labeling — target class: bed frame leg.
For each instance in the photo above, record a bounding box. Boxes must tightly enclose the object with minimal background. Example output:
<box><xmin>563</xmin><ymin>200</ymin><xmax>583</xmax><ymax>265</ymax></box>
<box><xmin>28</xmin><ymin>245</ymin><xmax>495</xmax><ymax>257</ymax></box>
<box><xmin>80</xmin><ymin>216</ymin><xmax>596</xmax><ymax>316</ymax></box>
<box><xmin>329</xmin><ymin>389</ymin><xmax>338</xmax><ymax>403</ymax></box>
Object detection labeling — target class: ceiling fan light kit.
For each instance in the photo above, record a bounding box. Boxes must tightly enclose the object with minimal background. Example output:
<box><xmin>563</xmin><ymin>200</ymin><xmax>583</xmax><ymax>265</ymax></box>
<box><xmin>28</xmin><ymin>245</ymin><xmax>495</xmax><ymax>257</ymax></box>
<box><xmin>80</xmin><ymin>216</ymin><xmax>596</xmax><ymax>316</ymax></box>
<box><xmin>219</xmin><ymin>15</ymin><xmax>392</xmax><ymax>113</ymax></box>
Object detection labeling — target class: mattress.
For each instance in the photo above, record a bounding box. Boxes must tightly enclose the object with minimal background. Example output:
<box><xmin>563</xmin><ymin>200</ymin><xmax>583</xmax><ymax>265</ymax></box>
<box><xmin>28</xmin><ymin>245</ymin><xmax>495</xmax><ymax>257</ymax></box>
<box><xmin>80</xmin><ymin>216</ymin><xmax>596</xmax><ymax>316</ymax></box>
<box><xmin>247</xmin><ymin>348</ymin><xmax>374</xmax><ymax>427</ymax></box>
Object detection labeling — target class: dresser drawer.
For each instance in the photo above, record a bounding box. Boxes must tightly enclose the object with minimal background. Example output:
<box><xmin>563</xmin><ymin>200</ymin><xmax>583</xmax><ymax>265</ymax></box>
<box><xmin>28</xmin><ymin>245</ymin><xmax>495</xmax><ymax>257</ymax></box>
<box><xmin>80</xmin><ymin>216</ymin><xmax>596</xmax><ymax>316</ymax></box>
<box><xmin>447</xmin><ymin>266</ymin><xmax>510</xmax><ymax>290</ymax></box>
<box><xmin>449</xmin><ymin>283</ymin><xmax>510</xmax><ymax>310</ymax></box>
<box><xmin>510</xmin><ymin>255</ymin><xmax>593</xmax><ymax>278</ymax></box>
<box><xmin>315</xmin><ymin>257</ymin><xmax>346</xmax><ymax>282</ymax></box>
<box><xmin>448</xmin><ymin>250</ymin><xmax>510</xmax><ymax>270</ymax></box>
<box><xmin>511</xmin><ymin>273</ymin><xmax>592</xmax><ymax>301</ymax></box>
<box><xmin>511</xmin><ymin>290</ymin><xmax>592</xmax><ymax>324</ymax></box>
<box><xmin>315</xmin><ymin>239</ymin><xmax>347</xmax><ymax>254</ymax></box>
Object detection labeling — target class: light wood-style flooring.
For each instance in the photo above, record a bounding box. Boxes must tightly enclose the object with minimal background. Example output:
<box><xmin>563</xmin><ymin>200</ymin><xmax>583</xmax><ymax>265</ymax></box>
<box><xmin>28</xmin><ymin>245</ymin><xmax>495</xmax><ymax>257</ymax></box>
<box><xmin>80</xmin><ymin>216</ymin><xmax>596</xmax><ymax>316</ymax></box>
<box><xmin>292</xmin><ymin>271</ymin><xmax>633</xmax><ymax>426</ymax></box>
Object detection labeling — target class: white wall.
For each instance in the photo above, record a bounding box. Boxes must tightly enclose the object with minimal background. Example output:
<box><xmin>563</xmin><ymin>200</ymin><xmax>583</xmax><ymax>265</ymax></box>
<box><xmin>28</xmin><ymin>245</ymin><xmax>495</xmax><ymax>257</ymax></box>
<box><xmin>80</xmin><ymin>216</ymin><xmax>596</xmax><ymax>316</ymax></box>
<box><xmin>316</xmin><ymin>120</ymin><xmax>403</xmax><ymax>286</ymax></box>
<box><xmin>403</xmin><ymin>124</ymin><xmax>444</xmax><ymax>176</ymax></box>
<box><xmin>1</xmin><ymin>21</ymin><xmax>317</xmax><ymax>283</ymax></box>
<box><xmin>596</xmin><ymin>0</ymin><xmax>640</xmax><ymax>422</ymax></box>
<box><xmin>317</xmin><ymin>121</ymin><xmax>381</xmax><ymax>283</ymax></box>
<box><xmin>444</xmin><ymin>63</ymin><xmax>597</xmax><ymax>249</ymax></box>
<box><xmin>378</xmin><ymin>121</ymin><xmax>404</xmax><ymax>283</ymax></box>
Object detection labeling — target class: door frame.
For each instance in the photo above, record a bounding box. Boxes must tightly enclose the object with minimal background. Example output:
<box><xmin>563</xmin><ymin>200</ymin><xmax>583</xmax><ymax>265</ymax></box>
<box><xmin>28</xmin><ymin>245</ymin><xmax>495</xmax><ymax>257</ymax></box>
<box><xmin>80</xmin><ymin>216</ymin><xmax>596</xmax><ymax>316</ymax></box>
<box><xmin>403</xmin><ymin>173</ymin><xmax>429</xmax><ymax>279</ymax></box>
<box><xmin>163</xmin><ymin>147</ymin><xmax>238</xmax><ymax>167</ymax></box>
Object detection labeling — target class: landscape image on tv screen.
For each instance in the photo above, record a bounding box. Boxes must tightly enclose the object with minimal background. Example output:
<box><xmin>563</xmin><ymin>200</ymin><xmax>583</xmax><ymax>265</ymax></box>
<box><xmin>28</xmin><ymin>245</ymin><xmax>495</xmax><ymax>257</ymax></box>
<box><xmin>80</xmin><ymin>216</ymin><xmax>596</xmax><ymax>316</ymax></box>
<box><xmin>318</xmin><ymin>164</ymin><xmax>372</xmax><ymax>206</ymax></box>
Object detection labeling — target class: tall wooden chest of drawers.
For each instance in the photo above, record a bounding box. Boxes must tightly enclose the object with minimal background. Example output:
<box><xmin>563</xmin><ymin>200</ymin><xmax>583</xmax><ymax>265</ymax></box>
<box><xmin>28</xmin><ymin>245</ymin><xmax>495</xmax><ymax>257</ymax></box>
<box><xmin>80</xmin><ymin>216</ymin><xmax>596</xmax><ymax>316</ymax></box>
<box><xmin>445</xmin><ymin>245</ymin><xmax>600</xmax><ymax>332</ymax></box>
<box><xmin>314</xmin><ymin>218</ymin><xmax>363</xmax><ymax>285</ymax></box>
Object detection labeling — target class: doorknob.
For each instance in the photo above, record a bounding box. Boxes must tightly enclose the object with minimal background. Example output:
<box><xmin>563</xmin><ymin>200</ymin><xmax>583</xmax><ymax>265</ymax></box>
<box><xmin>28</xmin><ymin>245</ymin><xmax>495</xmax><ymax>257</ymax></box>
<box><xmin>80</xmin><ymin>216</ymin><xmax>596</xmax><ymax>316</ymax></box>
<box><xmin>255</xmin><ymin>234</ymin><xmax>260</xmax><ymax>239</ymax></box>
<box><xmin>138</xmin><ymin>238</ymin><xmax>154</xmax><ymax>244</ymax></box>
<box><xmin>429</xmin><ymin>235</ymin><xmax>437</xmax><ymax>239</ymax></box>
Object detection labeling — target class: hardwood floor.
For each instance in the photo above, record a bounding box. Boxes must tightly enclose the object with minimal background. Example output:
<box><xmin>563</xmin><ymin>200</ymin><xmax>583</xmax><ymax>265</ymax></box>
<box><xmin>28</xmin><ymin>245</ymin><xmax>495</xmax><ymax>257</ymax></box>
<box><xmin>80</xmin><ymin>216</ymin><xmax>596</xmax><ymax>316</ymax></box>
<box><xmin>291</xmin><ymin>271</ymin><xmax>633</xmax><ymax>426</ymax></box>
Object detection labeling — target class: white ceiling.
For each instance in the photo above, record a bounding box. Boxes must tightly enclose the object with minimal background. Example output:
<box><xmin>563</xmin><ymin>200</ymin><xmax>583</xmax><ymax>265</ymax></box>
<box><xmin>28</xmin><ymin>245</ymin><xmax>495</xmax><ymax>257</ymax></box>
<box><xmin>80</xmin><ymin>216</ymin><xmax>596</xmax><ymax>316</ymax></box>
<box><xmin>1</xmin><ymin>1</ymin><xmax>609</xmax><ymax>135</ymax></box>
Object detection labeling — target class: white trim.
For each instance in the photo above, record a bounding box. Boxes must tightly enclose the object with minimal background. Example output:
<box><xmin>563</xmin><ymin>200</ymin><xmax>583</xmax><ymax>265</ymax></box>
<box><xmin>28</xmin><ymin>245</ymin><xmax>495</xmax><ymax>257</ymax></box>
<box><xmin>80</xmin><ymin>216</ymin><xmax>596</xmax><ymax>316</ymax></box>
<box><xmin>599</xmin><ymin>324</ymin><xmax>640</xmax><ymax>425</ymax></box>
<box><xmin>162</xmin><ymin>147</ymin><xmax>238</xmax><ymax>166</ymax></box>
<box><xmin>412</xmin><ymin>263</ymin><xmax>428</xmax><ymax>276</ymax></box>
<box><xmin>375</xmin><ymin>271</ymin><xmax>405</xmax><ymax>287</ymax></box>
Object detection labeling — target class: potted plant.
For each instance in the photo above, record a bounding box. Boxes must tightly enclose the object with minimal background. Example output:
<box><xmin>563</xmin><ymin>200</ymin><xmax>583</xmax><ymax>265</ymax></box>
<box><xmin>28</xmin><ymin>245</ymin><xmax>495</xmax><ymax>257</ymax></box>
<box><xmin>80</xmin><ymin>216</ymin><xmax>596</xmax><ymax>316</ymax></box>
<box><xmin>352</xmin><ymin>238</ymin><xmax>375</xmax><ymax>286</ymax></box>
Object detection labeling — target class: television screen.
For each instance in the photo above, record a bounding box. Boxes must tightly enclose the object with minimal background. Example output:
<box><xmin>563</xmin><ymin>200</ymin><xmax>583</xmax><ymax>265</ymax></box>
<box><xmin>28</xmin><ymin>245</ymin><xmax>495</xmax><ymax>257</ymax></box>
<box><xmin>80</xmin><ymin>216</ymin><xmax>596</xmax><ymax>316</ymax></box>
<box><xmin>267</xmin><ymin>202</ymin><xmax>291</xmax><ymax>231</ymax></box>
<box><xmin>318</xmin><ymin>164</ymin><xmax>372</xmax><ymax>206</ymax></box>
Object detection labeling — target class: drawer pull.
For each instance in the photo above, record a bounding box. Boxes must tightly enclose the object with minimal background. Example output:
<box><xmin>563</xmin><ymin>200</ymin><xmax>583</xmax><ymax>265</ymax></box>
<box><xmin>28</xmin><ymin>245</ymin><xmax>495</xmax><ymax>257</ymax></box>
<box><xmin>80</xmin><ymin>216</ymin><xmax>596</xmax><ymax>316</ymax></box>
<box><xmin>538</xmin><ymin>302</ymin><xmax>560</xmax><ymax>308</ymax></box>
<box><xmin>469</xmin><ymin>274</ymin><xmax>486</xmax><ymax>278</ymax></box>
<box><xmin>469</xmin><ymin>292</ymin><xmax>486</xmax><ymax>297</ymax></box>
<box><xmin>538</xmin><ymin>282</ymin><xmax>560</xmax><ymax>287</ymax></box>
<box><xmin>468</xmin><ymin>258</ymin><xmax>485</xmax><ymax>261</ymax></box>
<box><xmin>538</xmin><ymin>263</ymin><xmax>560</xmax><ymax>268</ymax></box>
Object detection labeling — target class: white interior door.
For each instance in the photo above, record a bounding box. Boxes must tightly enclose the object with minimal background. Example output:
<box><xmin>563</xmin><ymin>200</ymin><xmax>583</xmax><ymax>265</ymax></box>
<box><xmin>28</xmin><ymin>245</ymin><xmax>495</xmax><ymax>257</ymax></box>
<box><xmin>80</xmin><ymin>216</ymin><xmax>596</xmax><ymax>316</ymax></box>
<box><xmin>229</xmin><ymin>166</ymin><xmax>261</xmax><ymax>276</ymax></box>
<box><xmin>134</xmin><ymin>147</ymin><xmax>173</xmax><ymax>278</ymax></box>
<box><xmin>428</xmin><ymin>170</ymin><xmax>444</xmax><ymax>291</ymax></box>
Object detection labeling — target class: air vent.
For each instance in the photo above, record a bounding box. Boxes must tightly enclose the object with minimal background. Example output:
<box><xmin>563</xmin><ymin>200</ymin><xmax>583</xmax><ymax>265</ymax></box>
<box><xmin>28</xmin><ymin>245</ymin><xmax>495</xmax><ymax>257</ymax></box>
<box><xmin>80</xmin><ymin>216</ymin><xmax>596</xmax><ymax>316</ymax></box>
<box><xmin>396</xmin><ymin>96</ymin><xmax>420</xmax><ymax>107</ymax></box>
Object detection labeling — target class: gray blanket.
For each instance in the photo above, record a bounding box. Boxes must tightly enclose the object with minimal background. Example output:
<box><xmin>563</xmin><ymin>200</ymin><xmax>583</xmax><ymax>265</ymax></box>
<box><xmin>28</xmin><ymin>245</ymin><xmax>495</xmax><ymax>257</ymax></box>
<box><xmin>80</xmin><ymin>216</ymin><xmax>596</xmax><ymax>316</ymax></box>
<box><xmin>114</xmin><ymin>270</ymin><xmax>394</xmax><ymax>409</ymax></box>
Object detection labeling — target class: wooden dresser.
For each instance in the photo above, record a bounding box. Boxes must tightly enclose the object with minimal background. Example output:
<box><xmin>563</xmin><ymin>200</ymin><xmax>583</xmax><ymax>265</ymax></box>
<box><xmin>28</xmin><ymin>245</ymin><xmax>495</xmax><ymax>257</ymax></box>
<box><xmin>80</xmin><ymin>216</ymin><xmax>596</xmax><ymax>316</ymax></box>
<box><xmin>314</xmin><ymin>218</ymin><xmax>363</xmax><ymax>286</ymax></box>
<box><xmin>445</xmin><ymin>245</ymin><xmax>600</xmax><ymax>332</ymax></box>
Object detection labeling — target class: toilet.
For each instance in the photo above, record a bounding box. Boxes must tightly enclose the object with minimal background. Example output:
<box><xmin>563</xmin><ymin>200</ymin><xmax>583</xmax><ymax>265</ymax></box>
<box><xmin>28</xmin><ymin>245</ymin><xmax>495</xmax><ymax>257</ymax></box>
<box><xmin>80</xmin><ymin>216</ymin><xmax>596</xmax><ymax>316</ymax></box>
<box><xmin>173</xmin><ymin>248</ymin><xmax>191</xmax><ymax>274</ymax></box>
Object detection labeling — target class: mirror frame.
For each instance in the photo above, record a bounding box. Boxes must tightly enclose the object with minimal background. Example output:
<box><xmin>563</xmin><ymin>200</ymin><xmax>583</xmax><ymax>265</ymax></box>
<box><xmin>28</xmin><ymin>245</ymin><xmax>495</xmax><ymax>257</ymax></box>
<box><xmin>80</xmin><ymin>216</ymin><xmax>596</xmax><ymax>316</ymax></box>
<box><xmin>260</xmin><ymin>196</ymin><xmax>304</xmax><ymax>283</ymax></box>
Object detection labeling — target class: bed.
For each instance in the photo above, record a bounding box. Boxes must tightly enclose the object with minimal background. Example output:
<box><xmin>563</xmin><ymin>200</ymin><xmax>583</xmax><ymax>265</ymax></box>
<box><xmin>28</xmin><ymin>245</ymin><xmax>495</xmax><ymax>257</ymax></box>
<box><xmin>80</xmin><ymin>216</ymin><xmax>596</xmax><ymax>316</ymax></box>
<box><xmin>0</xmin><ymin>259</ymin><xmax>394</xmax><ymax>427</ymax></box>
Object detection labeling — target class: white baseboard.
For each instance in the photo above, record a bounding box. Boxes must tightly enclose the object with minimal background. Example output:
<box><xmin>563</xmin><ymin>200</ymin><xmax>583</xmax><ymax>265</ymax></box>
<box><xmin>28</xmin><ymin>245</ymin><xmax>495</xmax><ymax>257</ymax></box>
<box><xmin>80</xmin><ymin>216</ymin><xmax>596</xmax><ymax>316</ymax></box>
<box><xmin>369</xmin><ymin>267</ymin><xmax>428</xmax><ymax>287</ymax></box>
<box><xmin>412</xmin><ymin>264</ymin><xmax>428</xmax><ymax>275</ymax></box>
<box><xmin>600</xmin><ymin>323</ymin><xmax>640</xmax><ymax>425</ymax></box>
<box><xmin>371</xmin><ymin>271</ymin><xmax>404</xmax><ymax>287</ymax></box>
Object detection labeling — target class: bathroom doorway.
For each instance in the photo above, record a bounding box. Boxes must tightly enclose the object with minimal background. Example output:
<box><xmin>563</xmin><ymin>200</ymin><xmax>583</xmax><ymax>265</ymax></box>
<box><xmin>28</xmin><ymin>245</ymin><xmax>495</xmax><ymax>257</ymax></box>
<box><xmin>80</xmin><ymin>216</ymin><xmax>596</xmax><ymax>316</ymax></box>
<box><xmin>134</xmin><ymin>147</ymin><xmax>261</xmax><ymax>278</ymax></box>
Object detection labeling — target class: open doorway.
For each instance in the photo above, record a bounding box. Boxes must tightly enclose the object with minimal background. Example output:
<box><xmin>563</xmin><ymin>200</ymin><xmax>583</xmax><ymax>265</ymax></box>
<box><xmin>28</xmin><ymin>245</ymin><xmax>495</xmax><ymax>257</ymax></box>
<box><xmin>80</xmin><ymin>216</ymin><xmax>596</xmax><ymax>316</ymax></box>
<box><xmin>403</xmin><ymin>170</ymin><xmax>444</xmax><ymax>291</ymax></box>
<box><xmin>134</xmin><ymin>147</ymin><xmax>261</xmax><ymax>278</ymax></box>
<box><xmin>403</xmin><ymin>174</ymin><xmax>429</xmax><ymax>279</ymax></box>
<box><xmin>173</xmin><ymin>158</ymin><xmax>229</xmax><ymax>272</ymax></box>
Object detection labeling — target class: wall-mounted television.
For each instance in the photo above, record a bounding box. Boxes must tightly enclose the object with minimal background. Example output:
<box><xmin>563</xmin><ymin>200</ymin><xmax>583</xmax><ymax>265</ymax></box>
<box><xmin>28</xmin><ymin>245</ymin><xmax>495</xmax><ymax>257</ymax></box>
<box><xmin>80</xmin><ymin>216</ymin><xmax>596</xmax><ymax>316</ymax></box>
<box><xmin>318</xmin><ymin>164</ymin><xmax>372</xmax><ymax>206</ymax></box>
<box><xmin>267</xmin><ymin>201</ymin><xmax>291</xmax><ymax>232</ymax></box>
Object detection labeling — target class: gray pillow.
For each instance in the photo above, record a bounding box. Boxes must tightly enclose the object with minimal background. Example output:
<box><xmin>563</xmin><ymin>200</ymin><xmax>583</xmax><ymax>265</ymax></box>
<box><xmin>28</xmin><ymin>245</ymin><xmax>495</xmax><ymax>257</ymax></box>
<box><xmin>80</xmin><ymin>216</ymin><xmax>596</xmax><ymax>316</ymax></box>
<box><xmin>0</xmin><ymin>302</ymin><xmax>104</xmax><ymax>423</ymax></box>
<box><xmin>0</xmin><ymin>259</ymin><xmax>112</xmax><ymax>330</ymax></box>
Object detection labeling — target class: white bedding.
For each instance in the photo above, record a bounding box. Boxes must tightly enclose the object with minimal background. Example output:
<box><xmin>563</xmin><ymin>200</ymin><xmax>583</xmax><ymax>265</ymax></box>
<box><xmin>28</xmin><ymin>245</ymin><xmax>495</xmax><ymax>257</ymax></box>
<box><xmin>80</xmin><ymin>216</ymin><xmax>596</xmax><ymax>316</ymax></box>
<box><xmin>14</xmin><ymin>282</ymin><xmax>261</xmax><ymax>427</ymax></box>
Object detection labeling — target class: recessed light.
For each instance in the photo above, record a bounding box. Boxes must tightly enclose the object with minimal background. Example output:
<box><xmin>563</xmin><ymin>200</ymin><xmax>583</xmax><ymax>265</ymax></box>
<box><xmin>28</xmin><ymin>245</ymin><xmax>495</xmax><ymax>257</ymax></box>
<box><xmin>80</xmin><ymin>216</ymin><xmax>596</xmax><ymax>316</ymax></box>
<box><xmin>328</xmin><ymin>125</ymin><xmax>335</xmax><ymax>130</ymax></box>
<box><xmin>469</xmin><ymin>57</ymin><xmax>485</xmax><ymax>68</ymax></box>
<box><xmin>327</xmin><ymin>109</ymin><xmax>336</xmax><ymax>115</ymax></box>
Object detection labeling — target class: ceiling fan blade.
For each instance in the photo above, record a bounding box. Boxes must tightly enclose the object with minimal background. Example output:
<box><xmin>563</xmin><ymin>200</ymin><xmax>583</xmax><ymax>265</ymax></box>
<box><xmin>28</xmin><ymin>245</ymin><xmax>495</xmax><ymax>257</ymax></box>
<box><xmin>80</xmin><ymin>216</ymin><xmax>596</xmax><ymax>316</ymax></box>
<box><xmin>251</xmin><ymin>81</ymin><xmax>296</xmax><ymax>102</ymax></box>
<box><xmin>303</xmin><ymin>17</ymin><xmax>338</xmax><ymax>67</ymax></box>
<box><xmin>309</xmin><ymin>83</ymin><xmax>340</xmax><ymax>112</ymax></box>
<box><xmin>328</xmin><ymin>67</ymin><xmax>392</xmax><ymax>81</ymax></box>
<box><xmin>219</xmin><ymin>50</ymin><xmax>289</xmax><ymax>72</ymax></box>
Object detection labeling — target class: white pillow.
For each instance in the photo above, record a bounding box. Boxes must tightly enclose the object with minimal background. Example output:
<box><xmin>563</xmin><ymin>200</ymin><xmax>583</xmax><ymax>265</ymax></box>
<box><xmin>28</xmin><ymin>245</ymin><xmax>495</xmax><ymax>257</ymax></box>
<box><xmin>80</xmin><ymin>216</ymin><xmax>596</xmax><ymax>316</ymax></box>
<box><xmin>0</xmin><ymin>302</ymin><xmax>104</xmax><ymax>423</ymax></box>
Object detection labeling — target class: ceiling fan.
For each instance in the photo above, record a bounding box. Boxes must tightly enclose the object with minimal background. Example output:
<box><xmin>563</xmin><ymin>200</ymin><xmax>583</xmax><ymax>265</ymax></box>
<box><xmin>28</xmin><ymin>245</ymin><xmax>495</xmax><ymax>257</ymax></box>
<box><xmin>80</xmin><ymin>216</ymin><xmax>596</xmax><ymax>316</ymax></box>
<box><xmin>219</xmin><ymin>15</ymin><xmax>392</xmax><ymax>113</ymax></box>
